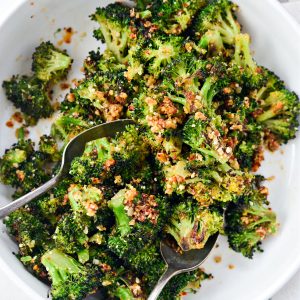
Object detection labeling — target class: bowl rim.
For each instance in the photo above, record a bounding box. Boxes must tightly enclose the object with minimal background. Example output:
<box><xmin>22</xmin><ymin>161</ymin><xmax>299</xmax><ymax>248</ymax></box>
<box><xmin>0</xmin><ymin>0</ymin><xmax>300</xmax><ymax>299</ymax></box>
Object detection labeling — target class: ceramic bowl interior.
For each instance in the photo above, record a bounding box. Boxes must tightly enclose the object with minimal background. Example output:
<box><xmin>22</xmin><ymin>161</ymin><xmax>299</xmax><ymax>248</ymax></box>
<box><xmin>0</xmin><ymin>1</ymin><xmax>300</xmax><ymax>299</ymax></box>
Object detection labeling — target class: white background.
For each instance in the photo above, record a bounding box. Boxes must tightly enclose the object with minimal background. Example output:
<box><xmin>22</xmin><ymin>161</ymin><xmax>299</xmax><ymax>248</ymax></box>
<box><xmin>0</xmin><ymin>1</ymin><xmax>299</xmax><ymax>299</ymax></box>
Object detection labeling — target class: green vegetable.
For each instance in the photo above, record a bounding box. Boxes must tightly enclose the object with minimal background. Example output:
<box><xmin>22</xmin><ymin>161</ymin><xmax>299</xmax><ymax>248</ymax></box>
<box><xmin>1</xmin><ymin>0</ymin><xmax>298</xmax><ymax>299</ymax></box>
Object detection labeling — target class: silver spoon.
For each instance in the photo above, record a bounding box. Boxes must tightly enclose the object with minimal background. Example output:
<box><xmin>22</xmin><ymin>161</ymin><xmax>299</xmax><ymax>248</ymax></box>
<box><xmin>148</xmin><ymin>233</ymin><xmax>219</xmax><ymax>300</ymax></box>
<box><xmin>0</xmin><ymin>119</ymin><xmax>135</xmax><ymax>219</ymax></box>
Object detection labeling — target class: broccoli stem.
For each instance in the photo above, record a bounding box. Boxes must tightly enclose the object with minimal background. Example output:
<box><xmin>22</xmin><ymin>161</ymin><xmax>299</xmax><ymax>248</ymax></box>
<box><xmin>41</xmin><ymin>249</ymin><xmax>83</xmax><ymax>286</ymax></box>
<box><xmin>200</xmin><ymin>76</ymin><xmax>218</xmax><ymax>109</ymax></box>
<box><xmin>168</xmin><ymin>94</ymin><xmax>187</xmax><ymax>106</ymax></box>
<box><xmin>114</xmin><ymin>286</ymin><xmax>134</xmax><ymax>300</ymax></box>
<box><xmin>263</xmin><ymin>119</ymin><xmax>290</xmax><ymax>135</ymax></box>
<box><xmin>108</xmin><ymin>189</ymin><xmax>131</xmax><ymax>236</ymax></box>
<box><xmin>234</xmin><ymin>34</ymin><xmax>256</xmax><ymax>71</ymax></box>
<box><xmin>256</xmin><ymin>109</ymin><xmax>278</xmax><ymax>122</ymax></box>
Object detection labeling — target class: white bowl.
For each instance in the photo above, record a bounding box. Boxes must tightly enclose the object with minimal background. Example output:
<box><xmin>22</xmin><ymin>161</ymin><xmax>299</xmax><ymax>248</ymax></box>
<box><xmin>0</xmin><ymin>0</ymin><xmax>300</xmax><ymax>299</ymax></box>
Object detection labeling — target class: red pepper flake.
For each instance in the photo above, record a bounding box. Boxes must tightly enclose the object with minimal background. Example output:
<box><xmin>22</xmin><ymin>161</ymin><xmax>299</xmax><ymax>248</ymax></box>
<box><xmin>60</xmin><ymin>82</ymin><xmax>70</xmax><ymax>90</ymax></box>
<box><xmin>6</xmin><ymin>120</ymin><xmax>14</xmax><ymax>128</ymax></box>
<box><xmin>57</xmin><ymin>27</ymin><xmax>75</xmax><ymax>45</ymax></box>
<box><xmin>12</xmin><ymin>112</ymin><xmax>23</xmax><ymax>123</ymax></box>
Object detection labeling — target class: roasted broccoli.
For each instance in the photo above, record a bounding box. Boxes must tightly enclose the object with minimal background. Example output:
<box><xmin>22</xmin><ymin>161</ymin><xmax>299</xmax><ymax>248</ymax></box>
<box><xmin>91</xmin><ymin>3</ymin><xmax>132</xmax><ymax>63</ymax></box>
<box><xmin>166</xmin><ymin>198</ymin><xmax>223</xmax><ymax>251</ymax></box>
<box><xmin>256</xmin><ymin>89</ymin><xmax>300</xmax><ymax>144</ymax></box>
<box><xmin>41</xmin><ymin>249</ymin><xmax>101</xmax><ymax>300</ymax></box>
<box><xmin>139</xmin><ymin>0</ymin><xmax>207</xmax><ymax>35</ymax></box>
<box><xmin>0</xmin><ymin>138</ymin><xmax>51</xmax><ymax>198</ymax></box>
<box><xmin>108</xmin><ymin>185</ymin><xmax>169</xmax><ymax>258</ymax></box>
<box><xmin>2</xmin><ymin>75</ymin><xmax>53</xmax><ymax>120</ymax></box>
<box><xmin>225</xmin><ymin>189</ymin><xmax>277</xmax><ymax>258</ymax></box>
<box><xmin>32</xmin><ymin>41</ymin><xmax>72</xmax><ymax>83</ymax></box>
<box><xmin>4</xmin><ymin>208</ymin><xmax>51</xmax><ymax>256</ymax></box>
<box><xmin>192</xmin><ymin>0</ymin><xmax>240</xmax><ymax>50</ymax></box>
<box><xmin>1</xmin><ymin>0</ymin><xmax>299</xmax><ymax>299</ymax></box>
<box><xmin>3</xmin><ymin>41</ymin><xmax>72</xmax><ymax>122</ymax></box>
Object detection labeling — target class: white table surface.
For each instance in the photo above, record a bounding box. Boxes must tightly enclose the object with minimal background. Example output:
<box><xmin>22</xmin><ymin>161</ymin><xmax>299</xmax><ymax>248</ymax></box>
<box><xmin>0</xmin><ymin>1</ymin><xmax>300</xmax><ymax>300</ymax></box>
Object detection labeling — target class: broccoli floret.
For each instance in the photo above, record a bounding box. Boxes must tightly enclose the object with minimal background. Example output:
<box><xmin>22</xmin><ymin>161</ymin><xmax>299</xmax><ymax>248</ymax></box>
<box><xmin>225</xmin><ymin>193</ymin><xmax>277</xmax><ymax>258</ymax></box>
<box><xmin>38</xmin><ymin>135</ymin><xmax>61</xmax><ymax>162</ymax></box>
<box><xmin>162</xmin><ymin>158</ymin><xmax>253</xmax><ymax>206</ymax></box>
<box><xmin>53</xmin><ymin>213</ymin><xmax>90</xmax><ymax>259</ymax></box>
<box><xmin>253</xmin><ymin>68</ymin><xmax>285</xmax><ymax>101</ymax></box>
<box><xmin>234</xmin><ymin>138</ymin><xmax>262</xmax><ymax>171</ymax></box>
<box><xmin>91</xmin><ymin>3</ymin><xmax>132</xmax><ymax>63</ymax></box>
<box><xmin>108</xmin><ymin>185</ymin><xmax>169</xmax><ymax>258</ymax></box>
<box><xmin>88</xmin><ymin>246</ymin><xmax>139</xmax><ymax>299</ymax></box>
<box><xmin>198</xmin><ymin>30</ymin><xmax>225</xmax><ymax>56</ymax></box>
<box><xmin>41</xmin><ymin>248</ymin><xmax>101</xmax><ymax>300</ymax></box>
<box><xmin>51</xmin><ymin>114</ymin><xmax>91</xmax><ymax>144</ymax></box>
<box><xmin>69</xmin><ymin>137</ymin><xmax>112</xmax><ymax>184</ymax></box>
<box><xmin>142</xmin><ymin>36</ymin><xmax>183</xmax><ymax>75</ymax></box>
<box><xmin>0</xmin><ymin>139</ymin><xmax>33</xmax><ymax>186</ymax></box>
<box><xmin>183</xmin><ymin>116</ymin><xmax>231</xmax><ymax>167</ymax></box>
<box><xmin>69</xmin><ymin>125</ymin><xmax>149</xmax><ymax>184</ymax></box>
<box><xmin>53</xmin><ymin>184</ymin><xmax>115</xmax><ymax>263</ymax></box>
<box><xmin>4</xmin><ymin>208</ymin><xmax>51</xmax><ymax>256</ymax></box>
<box><xmin>255</xmin><ymin>89</ymin><xmax>300</xmax><ymax>143</ymax></box>
<box><xmin>0</xmin><ymin>139</ymin><xmax>51</xmax><ymax>198</ymax></box>
<box><xmin>165</xmin><ymin>198</ymin><xmax>223</xmax><ymax>251</ymax></box>
<box><xmin>143</xmin><ymin>0</ymin><xmax>207</xmax><ymax>35</ymax></box>
<box><xmin>64</xmin><ymin>72</ymin><xmax>132</xmax><ymax>124</ymax></box>
<box><xmin>67</xmin><ymin>184</ymin><xmax>105</xmax><ymax>217</ymax></box>
<box><xmin>164</xmin><ymin>56</ymin><xmax>230</xmax><ymax>114</ymax></box>
<box><xmin>2</xmin><ymin>75</ymin><xmax>53</xmax><ymax>120</ymax></box>
<box><xmin>31</xmin><ymin>178</ymin><xmax>72</xmax><ymax>224</ymax></box>
<box><xmin>158</xmin><ymin>269</ymin><xmax>210</xmax><ymax>300</ymax></box>
<box><xmin>83</xmin><ymin>49</ymin><xmax>125</xmax><ymax>78</ymax></box>
<box><xmin>32</xmin><ymin>41</ymin><xmax>72</xmax><ymax>83</ymax></box>
<box><xmin>192</xmin><ymin>0</ymin><xmax>240</xmax><ymax>47</ymax></box>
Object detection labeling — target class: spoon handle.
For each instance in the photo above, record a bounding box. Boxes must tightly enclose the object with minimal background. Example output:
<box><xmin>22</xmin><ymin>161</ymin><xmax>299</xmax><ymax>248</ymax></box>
<box><xmin>0</xmin><ymin>175</ymin><xmax>60</xmax><ymax>219</ymax></box>
<box><xmin>148</xmin><ymin>267</ymin><xmax>178</xmax><ymax>300</ymax></box>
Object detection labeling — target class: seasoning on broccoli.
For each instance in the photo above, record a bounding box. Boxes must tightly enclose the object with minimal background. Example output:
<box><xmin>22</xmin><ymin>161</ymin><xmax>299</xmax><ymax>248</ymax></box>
<box><xmin>1</xmin><ymin>0</ymin><xmax>299</xmax><ymax>299</ymax></box>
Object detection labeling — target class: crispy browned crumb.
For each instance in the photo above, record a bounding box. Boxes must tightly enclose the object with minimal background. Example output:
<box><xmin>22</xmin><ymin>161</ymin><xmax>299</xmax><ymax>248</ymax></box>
<box><xmin>102</xmin><ymin>102</ymin><xmax>123</xmax><ymax>121</ymax></box>
<box><xmin>100</xmin><ymin>263</ymin><xmax>111</xmax><ymax>272</ymax></box>
<box><xmin>16</xmin><ymin>170</ymin><xmax>25</xmax><ymax>182</ymax></box>
<box><xmin>252</xmin><ymin>146</ymin><xmax>264</xmax><ymax>172</ymax></box>
<box><xmin>67</xmin><ymin>93</ymin><xmax>75</xmax><ymax>102</ymax></box>
<box><xmin>264</xmin><ymin>132</ymin><xmax>280</xmax><ymax>152</ymax></box>
<box><xmin>266</xmin><ymin>176</ymin><xmax>275</xmax><ymax>181</ymax></box>
<box><xmin>57</xmin><ymin>27</ymin><xmax>76</xmax><ymax>45</ymax></box>
<box><xmin>159</xmin><ymin>97</ymin><xmax>178</xmax><ymax>116</ymax></box>
<box><xmin>124</xmin><ymin>187</ymin><xmax>159</xmax><ymax>225</ymax></box>
<box><xmin>52</xmin><ymin>101</ymin><xmax>60</xmax><ymax>111</ymax></box>
<box><xmin>103</xmin><ymin>159</ymin><xmax>116</xmax><ymax>171</ymax></box>
<box><xmin>214</xmin><ymin>256</ymin><xmax>222</xmax><ymax>263</ymax></box>
<box><xmin>228</xmin><ymin>264</ymin><xmax>235</xmax><ymax>270</ymax></box>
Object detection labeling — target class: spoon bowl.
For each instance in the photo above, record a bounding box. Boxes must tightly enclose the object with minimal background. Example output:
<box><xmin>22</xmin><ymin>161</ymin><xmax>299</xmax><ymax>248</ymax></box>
<box><xmin>148</xmin><ymin>233</ymin><xmax>219</xmax><ymax>300</ymax></box>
